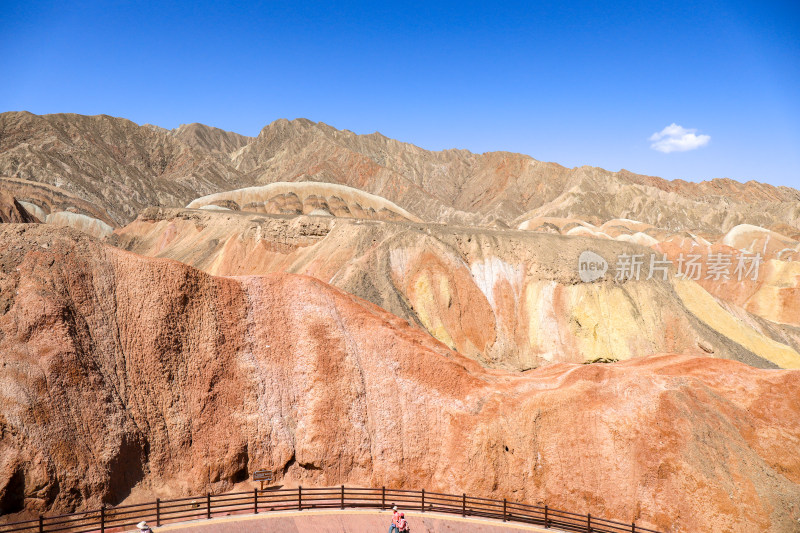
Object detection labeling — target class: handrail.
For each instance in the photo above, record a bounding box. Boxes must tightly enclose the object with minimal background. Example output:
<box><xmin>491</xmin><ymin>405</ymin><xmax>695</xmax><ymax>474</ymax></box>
<box><xmin>0</xmin><ymin>486</ymin><xmax>662</xmax><ymax>533</ymax></box>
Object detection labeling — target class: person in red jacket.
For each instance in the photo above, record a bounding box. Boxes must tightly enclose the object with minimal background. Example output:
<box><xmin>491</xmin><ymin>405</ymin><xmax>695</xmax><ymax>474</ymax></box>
<box><xmin>397</xmin><ymin>512</ymin><xmax>409</xmax><ymax>532</ymax></box>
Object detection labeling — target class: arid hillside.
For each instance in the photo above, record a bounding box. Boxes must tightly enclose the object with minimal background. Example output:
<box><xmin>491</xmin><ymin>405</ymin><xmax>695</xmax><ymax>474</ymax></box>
<box><xmin>0</xmin><ymin>191</ymin><xmax>37</xmax><ymax>223</ymax></box>
<box><xmin>187</xmin><ymin>181</ymin><xmax>424</xmax><ymax>223</ymax></box>
<box><xmin>1</xmin><ymin>225</ymin><xmax>799</xmax><ymax>532</ymax></box>
<box><xmin>114</xmin><ymin>208</ymin><xmax>800</xmax><ymax>371</ymax></box>
<box><xmin>0</xmin><ymin>177</ymin><xmax>116</xmax><ymax>237</ymax></box>
<box><xmin>2</xmin><ymin>112</ymin><xmax>800</xmax><ymax>532</ymax></box>
<box><xmin>170</xmin><ymin>122</ymin><xmax>254</xmax><ymax>155</ymax></box>
<box><xmin>2</xmin><ymin>112</ymin><xmax>799</xmax><ymax>232</ymax></box>
<box><xmin>0</xmin><ymin>112</ymin><xmax>246</xmax><ymax>224</ymax></box>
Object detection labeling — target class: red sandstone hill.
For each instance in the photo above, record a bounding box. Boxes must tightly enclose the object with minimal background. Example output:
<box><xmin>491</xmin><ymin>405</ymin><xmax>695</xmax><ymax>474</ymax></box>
<box><xmin>1</xmin><ymin>225</ymin><xmax>799</xmax><ymax>532</ymax></box>
<box><xmin>3</xmin><ymin>111</ymin><xmax>800</xmax><ymax>532</ymax></box>
<box><xmin>114</xmin><ymin>208</ymin><xmax>800</xmax><ymax>372</ymax></box>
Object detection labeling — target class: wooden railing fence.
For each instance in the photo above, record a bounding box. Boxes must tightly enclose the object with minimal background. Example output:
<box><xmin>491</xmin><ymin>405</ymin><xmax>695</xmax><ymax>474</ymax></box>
<box><xmin>0</xmin><ymin>486</ymin><xmax>661</xmax><ymax>533</ymax></box>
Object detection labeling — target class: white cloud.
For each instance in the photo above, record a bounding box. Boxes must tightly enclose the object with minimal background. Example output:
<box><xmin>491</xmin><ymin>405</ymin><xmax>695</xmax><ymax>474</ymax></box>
<box><xmin>649</xmin><ymin>123</ymin><xmax>710</xmax><ymax>153</ymax></box>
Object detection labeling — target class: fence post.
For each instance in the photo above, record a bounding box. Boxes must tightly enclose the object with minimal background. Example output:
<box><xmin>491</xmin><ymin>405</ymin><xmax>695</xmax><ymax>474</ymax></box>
<box><xmin>100</xmin><ymin>505</ymin><xmax>105</xmax><ymax>533</ymax></box>
<box><xmin>254</xmin><ymin>488</ymin><xmax>258</xmax><ymax>514</ymax></box>
<box><xmin>587</xmin><ymin>512</ymin><xmax>591</xmax><ymax>532</ymax></box>
<box><xmin>632</xmin><ymin>522</ymin><xmax>636</xmax><ymax>533</ymax></box>
<box><xmin>207</xmin><ymin>492</ymin><xmax>211</xmax><ymax>520</ymax></box>
<box><xmin>462</xmin><ymin>494</ymin><xmax>466</xmax><ymax>517</ymax></box>
<box><xmin>503</xmin><ymin>498</ymin><xmax>507</xmax><ymax>522</ymax></box>
<box><xmin>341</xmin><ymin>485</ymin><xmax>345</xmax><ymax>510</ymax></box>
<box><xmin>298</xmin><ymin>486</ymin><xmax>302</xmax><ymax>511</ymax></box>
<box><xmin>544</xmin><ymin>505</ymin><xmax>549</xmax><ymax>528</ymax></box>
<box><xmin>157</xmin><ymin>498</ymin><xmax>161</xmax><ymax>526</ymax></box>
<box><xmin>421</xmin><ymin>489</ymin><xmax>425</xmax><ymax>512</ymax></box>
<box><xmin>39</xmin><ymin>515</ymin><xmax>43</xmax><ymax>533</ymax></box>
<box><xmin>381</xmin><ymin>486</ymin><xmax>385</xmax><ymax>510</ymax></box>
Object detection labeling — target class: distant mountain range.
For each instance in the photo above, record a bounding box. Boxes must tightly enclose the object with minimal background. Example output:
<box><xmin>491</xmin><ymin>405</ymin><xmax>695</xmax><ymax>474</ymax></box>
<box><xmin>1</xmin><ymin>111</ymin><xmax>798</xmax><ymax>233</ymax></box>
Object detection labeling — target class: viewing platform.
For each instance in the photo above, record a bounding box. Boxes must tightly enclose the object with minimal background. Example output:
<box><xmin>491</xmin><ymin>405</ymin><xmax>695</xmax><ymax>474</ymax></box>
<box><xmin>0</xmin><ymin>486</ymin><xmax>661</xmax><ymax>533</ymax></box>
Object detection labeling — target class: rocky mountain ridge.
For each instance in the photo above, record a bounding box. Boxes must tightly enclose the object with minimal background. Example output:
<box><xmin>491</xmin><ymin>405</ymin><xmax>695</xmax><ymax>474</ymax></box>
<box><xmin>2</xmin><ymin>111</ymin><xmax>799</xmax><ymax>233</ymax></box>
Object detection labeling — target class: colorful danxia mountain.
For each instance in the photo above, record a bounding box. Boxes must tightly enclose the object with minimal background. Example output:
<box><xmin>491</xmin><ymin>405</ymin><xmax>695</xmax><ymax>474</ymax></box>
<box><xmin>1</xmin><ymin>112</ymin><xmax>799</xmax><ymax>532</ymax></box>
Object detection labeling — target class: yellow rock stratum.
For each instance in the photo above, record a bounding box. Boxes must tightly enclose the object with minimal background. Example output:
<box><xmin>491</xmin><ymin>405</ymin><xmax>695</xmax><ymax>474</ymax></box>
<box><xmin>113</xmin><ymin>208</ymin><xmax>800</xmax><ymax>370</ymax></box>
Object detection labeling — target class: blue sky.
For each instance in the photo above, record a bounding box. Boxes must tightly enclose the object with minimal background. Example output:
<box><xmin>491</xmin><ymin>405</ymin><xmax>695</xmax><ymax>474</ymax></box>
<box><xmin>1</xmin><ymin>1</ymin><xmax>798</xmax><ymax>187</ymax></box>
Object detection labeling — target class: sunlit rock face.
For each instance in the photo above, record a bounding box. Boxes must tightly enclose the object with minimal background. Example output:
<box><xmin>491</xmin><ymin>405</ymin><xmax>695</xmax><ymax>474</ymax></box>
<box><xmin>114</xmin><ymin>208</ymin><xmax>800</xmax><ymax>371</ymax></box>
<box><xmin>187</xmin><ymin>182</ymin><xmax>424</xmax><ymax>223</ymax></box>
<box><xmin>1</xmin><ymin>224</ymin><xmax>799</xmax><ymax>533</ymax></box>
<box><xmin>4</xmin><ymin>112</ymin><xmax>800</xmax><ymax>533</ymax></box>
<box><xmin>0</xmin><ymin>191</ymin><xmax>37</xmax><ymax>223</ymax></box>
<box><xmin>0</xmin><ymin>177</ymin><xmax>117</xmax><ymax>237</ymax></box>
<box><xmin>4</xmin><ymin>112</ymin><xmax>800</xmax><ymax>231</ymax></box>
<box><xmin>44</xmin><ymin>211</ymin><xmax>113</xmax><ymax>238</ymax></box>
<box><xmin>651</xmin><ymin>230</ymin><xmax>800</xmax><ymax>330</ymax></box>
<box><xmin>171</xmin><ymin>122</ymin><xmax>254</xmax><ymax>155</ymax></box>
<box><xmin>0</xmin><ymin>113</ymin><xmax>249</xmax><ymax>225</ymax></box>
<box><xmin>514</xmin><ymin>214</ymin><xmax>800</xmax><ymax>362</ymax></box>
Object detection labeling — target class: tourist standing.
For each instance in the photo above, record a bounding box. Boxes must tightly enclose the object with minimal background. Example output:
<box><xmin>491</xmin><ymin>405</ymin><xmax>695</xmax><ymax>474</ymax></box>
<box><xmin>398</xmin><ymin>512</ymin><xmax>409</xmax><ymax>532</ymax></box>
<box><xmin>389</xmin><ymin>504</ymin><xmax>400</xmax><ymax>533</ymax></box>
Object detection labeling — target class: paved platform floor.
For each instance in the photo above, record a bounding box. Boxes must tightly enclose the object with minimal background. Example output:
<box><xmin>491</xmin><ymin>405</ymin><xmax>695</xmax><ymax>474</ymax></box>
<box><xmin>136</xmin><ymin>509</ymin><xmax>552</xmax><ymax>533</ymax></box>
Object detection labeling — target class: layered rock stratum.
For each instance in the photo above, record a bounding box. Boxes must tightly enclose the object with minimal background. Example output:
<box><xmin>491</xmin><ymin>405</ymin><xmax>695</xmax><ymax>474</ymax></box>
<box><xmin>1</xmin><ymin>225</ymin><xmax>799</xmax><ymax>533</ymax></box>
<box><xmin>187</xmin><ymin>182</ymin><xmax>424</xmax><ymax>223</ymax></box>
<box><xmin>114</xmin><ymin>208</ymin><xmax>800</xmax><ymax>371</ymax></box>
<box><xmin>2</xmin><ymin>112</ymin><xmax>800</xmax><ymax>532</ymax></box>
<box><xmin>0</xmin><ymin>191</ymin><xmax>37</xmax><ymax>224</ymax></box>
<box><xmin>0</xmin><ymin>112</ymin><xmax>247</xmax><ymax>225</ymax></box>
<box><xmin>3</xmin><ymin>112</ymin><xmax>799</xmax><ymax>230</ymax></box>
<box><xmin>0</xmin><ymin>177</ymin><xmax>116</xmax><ymax>238</ymax></box>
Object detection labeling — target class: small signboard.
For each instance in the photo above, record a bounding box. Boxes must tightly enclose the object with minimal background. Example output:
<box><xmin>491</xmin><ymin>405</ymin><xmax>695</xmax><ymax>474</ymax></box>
<box><xmin>253</xmin><ymin>469</ymin><xmax>273</xmax><ymax>490</ymax></box>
